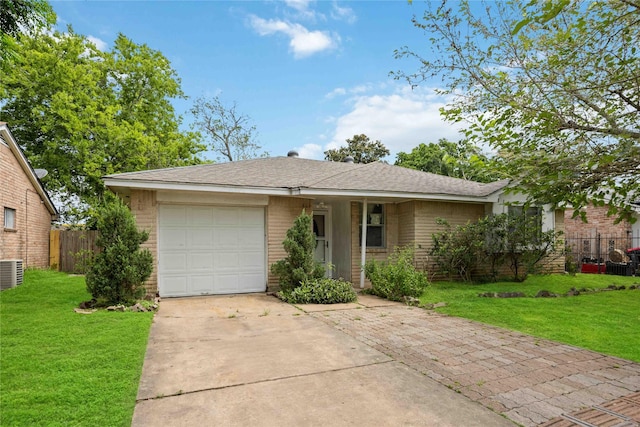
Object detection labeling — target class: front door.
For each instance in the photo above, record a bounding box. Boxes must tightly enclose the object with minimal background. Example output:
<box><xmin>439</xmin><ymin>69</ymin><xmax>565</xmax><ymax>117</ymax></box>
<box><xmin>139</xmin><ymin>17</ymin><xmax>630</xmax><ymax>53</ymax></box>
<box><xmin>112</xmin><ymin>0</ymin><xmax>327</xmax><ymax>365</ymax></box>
<box><xmin>313</xmin><ymin>211</ymin><xmax>332</xmax><ymax>277</ymax></box>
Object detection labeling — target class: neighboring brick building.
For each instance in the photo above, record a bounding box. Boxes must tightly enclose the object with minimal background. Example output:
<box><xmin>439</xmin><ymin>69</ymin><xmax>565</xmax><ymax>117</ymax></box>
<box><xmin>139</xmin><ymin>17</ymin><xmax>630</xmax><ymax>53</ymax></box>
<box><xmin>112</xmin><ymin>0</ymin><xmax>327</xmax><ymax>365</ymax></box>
<box><xmin>1</xmin><ymin>123</ymin><xmax>58</xmax><ymax>268</ymax></box>
<box><xmin>564</xmin><ymin>204</ymin><xmax>639</xmax><ymax>264</ymax></box>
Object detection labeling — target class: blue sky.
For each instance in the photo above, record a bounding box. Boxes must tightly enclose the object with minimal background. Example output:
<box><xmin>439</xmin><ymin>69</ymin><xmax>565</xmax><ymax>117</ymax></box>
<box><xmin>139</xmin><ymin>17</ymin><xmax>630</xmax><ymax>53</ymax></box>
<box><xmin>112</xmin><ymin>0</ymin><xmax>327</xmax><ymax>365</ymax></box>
<box><xmin>51</xmin><ymin>0</ymin><xmax>464</xmax><ymax>161</ymax></box>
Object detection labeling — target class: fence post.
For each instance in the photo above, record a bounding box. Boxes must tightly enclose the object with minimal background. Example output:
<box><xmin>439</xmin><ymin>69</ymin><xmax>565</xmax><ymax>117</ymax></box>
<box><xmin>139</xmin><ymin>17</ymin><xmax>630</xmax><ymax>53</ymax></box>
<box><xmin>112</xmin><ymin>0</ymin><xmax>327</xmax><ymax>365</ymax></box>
<box><xmin>49</xmin><ymin>230</ymin><xmax>60</xmax><ymax>271</ymax></box>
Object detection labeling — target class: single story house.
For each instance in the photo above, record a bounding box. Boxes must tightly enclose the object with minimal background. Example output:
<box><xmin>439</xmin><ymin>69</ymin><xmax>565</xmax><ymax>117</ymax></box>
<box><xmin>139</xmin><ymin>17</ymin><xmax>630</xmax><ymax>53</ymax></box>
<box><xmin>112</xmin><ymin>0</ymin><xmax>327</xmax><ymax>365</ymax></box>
<box><xmin>1</xmin><ymin>123</ymin><xmax>58</xmax><ymax>269</ymax></box>
<box><xmin>104</xmin><ymin>152</ymin><xmax>564</xmax><ymax>297</ymax></box>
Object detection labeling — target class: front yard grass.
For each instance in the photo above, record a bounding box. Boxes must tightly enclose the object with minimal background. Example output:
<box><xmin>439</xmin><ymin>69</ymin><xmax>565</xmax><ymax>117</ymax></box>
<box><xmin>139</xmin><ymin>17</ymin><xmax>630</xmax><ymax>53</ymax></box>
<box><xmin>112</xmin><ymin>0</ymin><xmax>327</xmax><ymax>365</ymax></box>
<box><xmin>0</xmin><ymin>269</ymin><xmax>153</xmax><ymax>426</ymax></box>
<box><xmin>420</xmin><ymin>274</ymin><xmax>640</xmax><ymax>362</ymax></box>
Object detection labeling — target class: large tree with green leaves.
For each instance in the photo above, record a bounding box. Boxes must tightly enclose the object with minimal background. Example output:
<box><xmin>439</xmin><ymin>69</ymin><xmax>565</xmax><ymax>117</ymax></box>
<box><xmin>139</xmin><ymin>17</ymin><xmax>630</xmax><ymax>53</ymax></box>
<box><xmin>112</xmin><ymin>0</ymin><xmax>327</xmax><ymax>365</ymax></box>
<box><xmin>0</xmin><ymin>29</ymin><xmax>204</xmax><ymax>219</ymax></box>
<box><xmin>395</xmin><ymin>138</ymin><xmax>502</xmax><ymax>183</ymax></box>
<box><xmin>394</xmin><ymin>0</ymin><xmax>640</xmax><ymax>222</ymax></box>
<box><xmin>324</xmin><ymin>133</ymin><xmax>390</xmax><ymax>163</ymax></box>
<box><xmin>0</xmin><ymin>0</ymin><xmax>55</xmax><ymax>67</ymax></box>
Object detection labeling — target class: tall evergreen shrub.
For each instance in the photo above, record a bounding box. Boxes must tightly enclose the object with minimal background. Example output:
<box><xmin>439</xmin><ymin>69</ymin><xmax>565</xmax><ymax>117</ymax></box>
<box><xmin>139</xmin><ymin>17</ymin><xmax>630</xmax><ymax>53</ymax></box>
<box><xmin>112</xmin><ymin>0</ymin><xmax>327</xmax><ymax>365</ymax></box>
<box><xmin>270</xmin><ymin>210</ymin><xmax>325</xmax><ymax>291</ymax></box>
<box><xmin>86</xmin><ymin>199</ymin><xmax>153</xmax><ymax>304</ymax></box>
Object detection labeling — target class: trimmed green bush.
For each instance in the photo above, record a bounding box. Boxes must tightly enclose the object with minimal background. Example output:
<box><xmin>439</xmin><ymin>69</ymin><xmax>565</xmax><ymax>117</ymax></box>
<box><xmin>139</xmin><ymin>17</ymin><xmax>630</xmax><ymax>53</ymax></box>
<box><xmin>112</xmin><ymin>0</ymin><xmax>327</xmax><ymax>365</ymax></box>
<box><xmin>364</xmin><ymin>245</ymin><xmax>428</xmax><ymax>301</ymax></box>
<box><xmin>279</xmin><ymin>278</ymin><xmax>357</xmax><ymax>304</ymax></box>
<box><xmin>270</xmin><ymin>210</ymin><xmax>325</xmax><ymax>292</ymax></box>
<box><xmin>86</xmin><ymin>199</ymin><xmax>153</xmax><ymax>304</ymax></box>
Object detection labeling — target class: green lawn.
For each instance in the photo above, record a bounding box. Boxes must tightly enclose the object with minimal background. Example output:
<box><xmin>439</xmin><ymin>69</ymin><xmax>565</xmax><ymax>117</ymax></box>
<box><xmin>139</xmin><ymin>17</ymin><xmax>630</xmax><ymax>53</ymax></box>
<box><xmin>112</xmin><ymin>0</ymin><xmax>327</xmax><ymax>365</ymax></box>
<box><xmin>420</xmin><ymin>274</ymin><xmax>640</xmax><ymax>362</ymax></box>
<box><xmin>0</xmin><ymin>270</ymin><xmax>153</xmax><ymax>426</ymax></box>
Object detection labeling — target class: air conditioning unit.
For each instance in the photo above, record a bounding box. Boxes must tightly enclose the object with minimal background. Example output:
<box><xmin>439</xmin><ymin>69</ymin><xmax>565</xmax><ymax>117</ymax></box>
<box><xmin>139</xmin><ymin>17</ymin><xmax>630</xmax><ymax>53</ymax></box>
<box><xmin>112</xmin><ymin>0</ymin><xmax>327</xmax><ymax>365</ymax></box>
<box><xmin>0</xmin><ymin>259</ymin><xmax>23</xmax><ymax>290</ymax></box>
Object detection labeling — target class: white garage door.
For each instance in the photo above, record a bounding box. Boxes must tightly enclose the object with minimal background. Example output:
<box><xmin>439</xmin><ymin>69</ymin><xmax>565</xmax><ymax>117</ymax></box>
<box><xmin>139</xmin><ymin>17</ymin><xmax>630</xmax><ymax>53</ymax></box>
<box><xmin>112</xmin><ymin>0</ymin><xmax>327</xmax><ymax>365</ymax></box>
<box><xmin>158</xmin><ymin>205</ymin><xmax>266</xmax><ymax>297</ymax></box>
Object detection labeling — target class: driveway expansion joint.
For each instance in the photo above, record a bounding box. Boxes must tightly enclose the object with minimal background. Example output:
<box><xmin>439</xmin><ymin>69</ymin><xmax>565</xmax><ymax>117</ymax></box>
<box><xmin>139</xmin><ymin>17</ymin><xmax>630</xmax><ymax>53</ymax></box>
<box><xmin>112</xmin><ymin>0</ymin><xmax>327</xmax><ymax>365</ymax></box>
<box><xmin>135</xmin><ymin>359</ymin><xmax>395</xmax><ymax>403</ymax></box>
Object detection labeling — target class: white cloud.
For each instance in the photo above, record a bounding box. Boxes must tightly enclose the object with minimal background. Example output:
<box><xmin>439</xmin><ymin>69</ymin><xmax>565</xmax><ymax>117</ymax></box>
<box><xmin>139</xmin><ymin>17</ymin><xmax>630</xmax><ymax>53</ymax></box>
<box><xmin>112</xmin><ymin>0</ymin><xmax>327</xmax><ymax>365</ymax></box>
<box><xmin>325</xmin><ymin>83</ymin><xmax>377</xmax><ymax>99</ymax></box>
<box><xmin>326</xmin><ymin>86</ymin><xmax>464</xmax><ymax>159</ymax></box>
<box><xmin>249</xmin><ymin>15</ymin><xmax>338</xmax><ymax>58</ymax></box>
<box><xmin>295</xmin><ymin>143</ymin><xmax>323</xmax><ymax>159</ymax></box>
<box><xmin>331</xmin><ymin>2</ymin><xmax>357</xmax><ymax>24</ymax></box>
<box><xmin>282</xmin><ymin>0</ymin><xmax>324</xmax><ymax>22</ymax></box>
<box><xmin>285</xmin><ymin>0</ymin><xmax>313</xmax><ymax>13</ymax></box>
<box><xmin>87</xmin><ymin>35</ymin><xmax>108</xmax><ymax>51</ymax></box>
<box><xmin>325</xmin><ymin>87</ymin><xmax>347</xmax><ymax>99</ymax></box>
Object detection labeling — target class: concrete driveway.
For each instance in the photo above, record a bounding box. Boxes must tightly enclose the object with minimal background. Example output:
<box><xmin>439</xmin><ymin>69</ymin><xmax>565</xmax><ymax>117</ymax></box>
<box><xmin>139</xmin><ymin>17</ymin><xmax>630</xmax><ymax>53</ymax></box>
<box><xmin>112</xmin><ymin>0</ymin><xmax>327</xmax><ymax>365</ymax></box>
<box><xmin>131</xmin><ymin>294</ymin><xmax>513</xmax><ymax>426</ymax></box>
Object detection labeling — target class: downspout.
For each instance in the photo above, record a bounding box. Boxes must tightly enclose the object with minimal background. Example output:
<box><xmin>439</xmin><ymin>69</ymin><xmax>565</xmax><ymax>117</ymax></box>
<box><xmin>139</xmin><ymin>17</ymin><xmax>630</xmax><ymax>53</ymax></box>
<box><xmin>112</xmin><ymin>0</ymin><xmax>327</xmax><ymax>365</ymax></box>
<box><xmin>25</xmin><ymin>189</ymin><xmax>29</xmax><ymax>267</ymax></box>
<box><xmin>360</xmin><ymin>199</ymin><xmax>368</xmax><ymax>288</ymax></box>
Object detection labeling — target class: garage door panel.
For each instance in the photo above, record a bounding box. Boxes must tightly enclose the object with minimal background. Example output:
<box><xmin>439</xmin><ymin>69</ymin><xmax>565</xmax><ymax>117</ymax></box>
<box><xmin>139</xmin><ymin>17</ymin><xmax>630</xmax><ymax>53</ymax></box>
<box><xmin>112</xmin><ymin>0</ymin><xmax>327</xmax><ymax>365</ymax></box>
<box><xmin>214</xmin><ymin>207</ymin><xmax>240</xmax><ymax>226</ymax></box>
<box><xmin>190</xmin><ymin>206</ymin><xmax>215</xmax><ymax>226</ymax></box>
<box><xmin>216</xmin><ymin>229</ymin><xmax>239</xmax><ymax>249</ymax></box>
<box><xmin>188</xmin><ymin>252</ymin><xmax>215</xmax><ymax>271</ymax></box>
<box><xmin>240</xmin><ymin>251</ymin><xmax>265</xmax><ymax>268</ymax></box>
<box><xmin>189</xmin><ymin>275</ymin><xmax>215</xmax><ymax>294</ymax></box>
<box><xmin>238</xmin><ymin>228</ymin><xmax>264</xmax><ymax>247</ymax></box>
<box><xmin>159</xmin><ymin>205</ymin><xmax>265</xmax><ymax>297</ymax></box>
<box><xmin>238</xmin><ymin>273</ymin><xmax>266</xmax><ymax>292</ymax></box>
<box><xmin>162</xmin><ymin>253</ymin><xmax>188</xmax><ymax>272</ymax></box>
<box><xmin>189</xmin><ymin>229</ymin><xmax>215</xmax><ymax>248</ymax></box>
<box><xmin>214</xmin><ymin>252</ymin><xmax>239</xmax><ymax>268</ymax></box>
<box><xmin>240</xmin><ymin>208</ymin><xmax>264</xmax><ymax>225</ymax></box>
<box><xmin>160</xmin><ymin>229</ymin><xmax>187</xmax><ymax>249</ymax></box>
<box><xmin>162</xmin><ymin>276</ymin><xmax>188</xmax><ymax>296</ymax></box>
<box><xmin>160</xmin><ymin>206</ymin><xmax>187</xmax><ymax>225</ymax></box>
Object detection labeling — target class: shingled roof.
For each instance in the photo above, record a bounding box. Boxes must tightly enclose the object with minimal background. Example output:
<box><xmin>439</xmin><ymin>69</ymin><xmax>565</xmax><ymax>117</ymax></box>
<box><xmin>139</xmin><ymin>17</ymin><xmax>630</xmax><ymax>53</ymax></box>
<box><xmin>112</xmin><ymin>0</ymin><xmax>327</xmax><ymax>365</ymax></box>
<box><xmin>104</xmin><ymin>156</ymin><xmax>508</xmax><ymax>200</ymax></box>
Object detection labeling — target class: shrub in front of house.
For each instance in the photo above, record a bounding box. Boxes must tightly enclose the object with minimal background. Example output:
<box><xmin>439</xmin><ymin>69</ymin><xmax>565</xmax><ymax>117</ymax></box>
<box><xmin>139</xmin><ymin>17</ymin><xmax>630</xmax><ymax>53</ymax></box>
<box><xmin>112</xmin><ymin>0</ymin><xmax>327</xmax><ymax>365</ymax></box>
<box><xmin>86</xmin><ymin>199</ymin><xmax>153</xmax><ymax>305</ymax></box>
<box><xmin>270</xmin><ymin>210</ymin><xmax>325</xmax><ymax>292</ymax></box>
<box><xmin>431</xmin><ymin>214</ymin><xmax>562</xmax><ymax>282</ymax></box>
<box><xmin>431</xmin><ymin>218</ymin><xmax>485</xmax><ymax>282</ymax></box>
<box><xmin>279</xmin><ymin>278</ymin><xmax>357</xmax><ymax>304</ymax></box>
<box><xmin>364</xmin><ymin>245</ymin><xmax>429</xmax><ymax>301</ymax></box>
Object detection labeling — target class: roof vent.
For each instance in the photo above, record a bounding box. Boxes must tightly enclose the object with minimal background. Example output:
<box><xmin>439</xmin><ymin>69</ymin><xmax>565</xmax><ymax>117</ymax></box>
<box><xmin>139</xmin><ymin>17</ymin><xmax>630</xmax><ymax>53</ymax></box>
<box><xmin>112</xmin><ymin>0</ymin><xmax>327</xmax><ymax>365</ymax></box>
<box><xmin>343</xmin><ymin>156</ymin><xmax>354</xmax><ymax>164</ymax></box>
<box><xmin>287</xmin><ymin>150</ymin><xmax>299</xmax><ymax>158</ymax></box>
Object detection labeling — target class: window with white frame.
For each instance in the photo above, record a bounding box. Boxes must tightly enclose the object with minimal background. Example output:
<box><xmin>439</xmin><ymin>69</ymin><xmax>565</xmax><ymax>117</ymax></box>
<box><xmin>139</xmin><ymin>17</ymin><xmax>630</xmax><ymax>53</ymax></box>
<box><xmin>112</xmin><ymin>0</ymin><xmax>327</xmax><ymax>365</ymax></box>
<box><xmin>4</xmin><ymin>207</ymin><xmax>16</xmax><ymax>229</ymax></box>
<box><xmin>359</xmin><ymin>203</ymin><xmax>385</xmax><ymax>248</ymax></box>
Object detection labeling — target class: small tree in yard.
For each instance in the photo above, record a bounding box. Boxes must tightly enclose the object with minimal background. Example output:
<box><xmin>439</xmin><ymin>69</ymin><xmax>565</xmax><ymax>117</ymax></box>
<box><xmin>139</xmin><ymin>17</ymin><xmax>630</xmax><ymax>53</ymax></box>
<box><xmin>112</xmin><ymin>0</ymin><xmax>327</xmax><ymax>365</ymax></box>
<box><xmin>500</xmin><ymin>213</ymin><xmax>562</xmax><ymax>282</ymax></box>
<box><xmin>270</xmin><ymin>210</ymin><xmax>324</xmax><ymax>292</ymax></box>
<box><xmin>431</xmin><ymin>213</ymin><xmax>562</xmax><ymax>282</ymax></box>
<box><xmin>431</xmin><ymin>218</ymin><xmax>485</xmax><ymax>282</ymax></box>
<box><xmin>86</xmin><ymin>199</ymin><xmax>153</xmax><ymax>304</ymax></box>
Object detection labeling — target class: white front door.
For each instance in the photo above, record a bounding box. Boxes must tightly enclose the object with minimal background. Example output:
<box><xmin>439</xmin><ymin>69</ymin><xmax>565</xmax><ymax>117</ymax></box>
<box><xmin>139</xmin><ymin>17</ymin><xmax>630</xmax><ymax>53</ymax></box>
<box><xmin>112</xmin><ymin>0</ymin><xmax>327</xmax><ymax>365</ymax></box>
<box><xmin>158</xmin><ymin>205</ymin><xmax>266</xmax><ymax>297</ymax></box>
<box><xmin>313</xmin><ymin>211</ymin><xmax>332</xmax><ymax>277</ymax></box>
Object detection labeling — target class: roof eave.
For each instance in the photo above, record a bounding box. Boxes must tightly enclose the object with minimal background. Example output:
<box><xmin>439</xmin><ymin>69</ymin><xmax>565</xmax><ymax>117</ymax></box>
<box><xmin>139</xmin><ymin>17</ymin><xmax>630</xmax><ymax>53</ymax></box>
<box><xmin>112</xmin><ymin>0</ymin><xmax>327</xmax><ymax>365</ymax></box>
<box><xmin>298</xmin><ymin>188</ymin><xmax>501</xmax><ymax>203</ymax></box>
<box><xmin>104</xmin><ymin>178</ymin><xmax>501</xmax><ymax>203</ymax></box>
<box><xmin>0</xmin><ymin>125</ymin><xmax>58</xmax><ymax>218</ymax></box>
<box><xmin>104</xmin><ymin>178</ymin><xmax>294</xmax><ymax>196</ymax></box>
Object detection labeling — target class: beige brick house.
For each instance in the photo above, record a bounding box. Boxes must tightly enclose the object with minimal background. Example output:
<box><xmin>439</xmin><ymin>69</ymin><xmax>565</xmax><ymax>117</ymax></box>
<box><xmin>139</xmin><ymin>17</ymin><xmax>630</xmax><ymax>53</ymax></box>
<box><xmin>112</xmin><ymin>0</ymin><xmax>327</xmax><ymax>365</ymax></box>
<box><xmin>104</xmin><ymin>154</ymin><xmax>564</xmax><ymax>297</ymax></box>
<box><xmin>1</xmin><ymin>123</ymin><xmax>58</xmax><ymax>268</ymax></box>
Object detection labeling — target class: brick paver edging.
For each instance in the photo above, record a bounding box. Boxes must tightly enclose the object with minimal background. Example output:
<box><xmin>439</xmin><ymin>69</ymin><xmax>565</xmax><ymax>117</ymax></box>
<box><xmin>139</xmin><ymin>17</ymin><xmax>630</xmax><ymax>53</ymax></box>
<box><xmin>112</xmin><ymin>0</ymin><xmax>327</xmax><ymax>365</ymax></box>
<box><xmin>310</xmin><ymin>305</ymin><xmax>640</xmax><ymax>427</ymax></box>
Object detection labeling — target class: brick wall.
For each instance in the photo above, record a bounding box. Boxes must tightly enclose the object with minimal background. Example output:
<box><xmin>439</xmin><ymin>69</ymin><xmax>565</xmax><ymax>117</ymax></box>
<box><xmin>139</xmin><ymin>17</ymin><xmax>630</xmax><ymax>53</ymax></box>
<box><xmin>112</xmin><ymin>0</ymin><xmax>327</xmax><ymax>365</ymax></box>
<box><xmin>0</xmin><ymin>141</ymin><xmax>53</xmax><ymax>268</ymax></box>
<box><xmin>564</xmin><ymin>205</ymin><xmax>634</xmax><ymax>264</ymax></box>
<box><xmin>130</xmin><ymin>190</ymin><xmax>158</xmax><ymax>295</ymax></box>
<box><xmin>565</xmin><ymin>205</ymin><xmax>632</xmax><ymax>238</ymax></box>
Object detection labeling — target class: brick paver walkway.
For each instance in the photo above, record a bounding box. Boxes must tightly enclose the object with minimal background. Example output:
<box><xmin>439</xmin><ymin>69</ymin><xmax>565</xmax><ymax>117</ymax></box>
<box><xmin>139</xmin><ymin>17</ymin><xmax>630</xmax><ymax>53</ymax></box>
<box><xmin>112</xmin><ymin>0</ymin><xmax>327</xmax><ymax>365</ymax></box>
<box><xmin>310</xmin><ymin>304</ymin><xmax>640</xmax><ymax>426</ymax></box>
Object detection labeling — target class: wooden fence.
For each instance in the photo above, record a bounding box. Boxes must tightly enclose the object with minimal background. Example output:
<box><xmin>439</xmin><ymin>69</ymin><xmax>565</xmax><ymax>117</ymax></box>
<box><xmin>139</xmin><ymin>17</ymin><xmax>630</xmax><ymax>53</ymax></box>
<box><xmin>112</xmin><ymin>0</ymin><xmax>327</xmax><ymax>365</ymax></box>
<box><xmin>50</xmin><ymin>230</ymin><xmax>100</xmax><ymax>273</ymax></box>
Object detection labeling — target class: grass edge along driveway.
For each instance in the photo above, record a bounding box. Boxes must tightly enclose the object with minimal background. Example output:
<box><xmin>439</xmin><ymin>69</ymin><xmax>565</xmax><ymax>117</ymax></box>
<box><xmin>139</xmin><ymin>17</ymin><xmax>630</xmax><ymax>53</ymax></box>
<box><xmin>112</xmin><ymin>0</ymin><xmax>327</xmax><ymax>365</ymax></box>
<box><xmin>0</xmin><ymin>270</ymin><xmax>153</xmax><ymax>426</ymax></box>
<box><xmin>420</xmin><ymin>273</ymin><xmax>640</xmax><ymax>362</ymax></box>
